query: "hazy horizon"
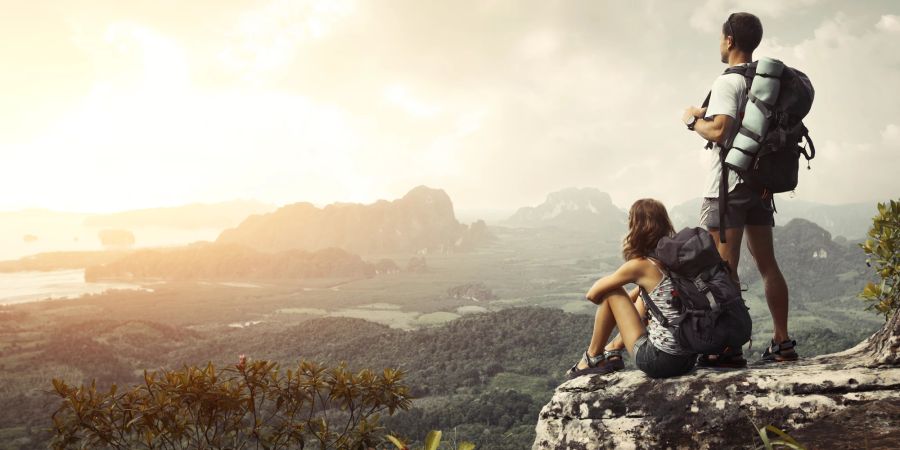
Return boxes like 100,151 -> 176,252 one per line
2,0 -> 898,215
0,185 -> 888,218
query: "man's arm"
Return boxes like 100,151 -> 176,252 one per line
694,114 -> 734,144
683,74 -> 742,145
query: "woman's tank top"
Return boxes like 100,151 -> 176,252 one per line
645,259 -> 694,356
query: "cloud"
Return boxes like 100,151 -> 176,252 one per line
218,0 -> 357,83
883,124 -> 900,146
689,0 -> 819,33
876,14 -> 900,32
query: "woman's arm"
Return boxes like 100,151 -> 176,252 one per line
585,259 -> 643,304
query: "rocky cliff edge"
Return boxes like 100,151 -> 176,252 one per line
534,311 -> 900,449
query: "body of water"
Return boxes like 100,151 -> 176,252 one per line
0,269 -> 145,305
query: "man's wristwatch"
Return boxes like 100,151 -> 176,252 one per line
686,115 -> 698,131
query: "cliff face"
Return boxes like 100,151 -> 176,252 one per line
533,311 -> 900,449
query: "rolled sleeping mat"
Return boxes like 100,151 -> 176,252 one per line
741,100 -> 770,137
756,57 -> 784,77
750,75 -> 781,104
723,57 -> 785,171
725,132 -> 759,170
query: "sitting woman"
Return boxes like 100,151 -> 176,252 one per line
568,198 -> 697,379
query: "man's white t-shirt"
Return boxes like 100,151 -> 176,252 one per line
701,63 -> 749,198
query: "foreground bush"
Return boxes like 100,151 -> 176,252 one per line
50,358 -> 412,449
860,199 -> 900,319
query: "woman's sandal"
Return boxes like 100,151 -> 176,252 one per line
566,349 -> 626,379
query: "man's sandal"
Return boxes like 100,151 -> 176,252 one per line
566,349 -> 625,379
697,346 -> 748,369
760,339 -> 799,362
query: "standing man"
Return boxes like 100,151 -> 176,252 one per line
681,12 -> 797,363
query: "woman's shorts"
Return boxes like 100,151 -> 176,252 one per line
634,334 -> 697,378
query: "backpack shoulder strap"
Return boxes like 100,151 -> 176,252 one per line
714,63 -> 756,236
639,257 -> 672,326
723,62 -> 757,80
702,64 -> 754,149
646,257 -> 668,276
638,287 -> 669,327
719,151 -> 729,243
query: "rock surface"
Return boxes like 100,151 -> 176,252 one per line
534,311 -> 900,449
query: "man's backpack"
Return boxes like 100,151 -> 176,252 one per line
702,60 -> 816,242
639,227 -> 752,355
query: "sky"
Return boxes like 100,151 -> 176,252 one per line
1,0 -> 898,214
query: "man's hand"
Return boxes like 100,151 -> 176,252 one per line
682,106 -> 707,125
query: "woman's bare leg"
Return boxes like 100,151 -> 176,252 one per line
602,287 -> 645,352
585,296 -> 618,360
603,288 -> 647,355
579,287 -> 647,369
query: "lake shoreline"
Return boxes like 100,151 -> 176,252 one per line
0,269 -> 147,306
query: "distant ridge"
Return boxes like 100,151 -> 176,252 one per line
504,187 -> 626,234
669,197 -> 875,239
216,186 -> 490,255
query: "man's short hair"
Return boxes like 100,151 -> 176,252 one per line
723,12 -> 763,53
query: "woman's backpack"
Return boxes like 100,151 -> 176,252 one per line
639,227 -> 752,355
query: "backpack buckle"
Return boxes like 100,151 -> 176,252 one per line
693,276 -> 720,311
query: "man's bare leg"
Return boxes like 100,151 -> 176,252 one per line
703,226 -> 747,363
745,224 -> 790,343
708,227 -> 745,284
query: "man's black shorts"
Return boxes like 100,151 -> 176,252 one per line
699,183 -> 775,229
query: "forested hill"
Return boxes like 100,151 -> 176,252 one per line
7,303 -> 882,449
170,307 -> 591,397
739,218 -> 867,299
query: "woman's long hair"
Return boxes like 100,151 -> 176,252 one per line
622,199 -> 675,261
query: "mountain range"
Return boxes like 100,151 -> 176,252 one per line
669,197 -> 876,239
503,187 -> 626,234
503,187 -> 876,240
216,186 -> 491,255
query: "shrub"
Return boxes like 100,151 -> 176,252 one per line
50,358 -> 412,449
859,200 -> 900,319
